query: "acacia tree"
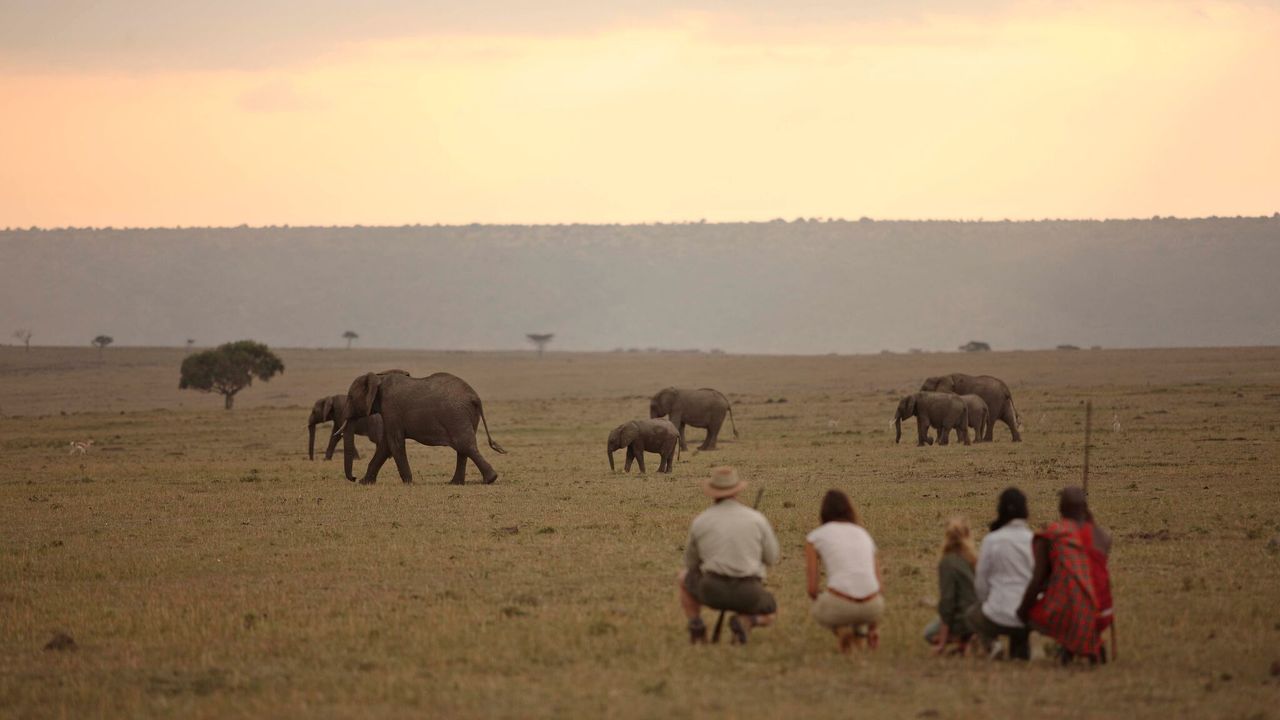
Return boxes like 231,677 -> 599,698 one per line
342,330 -> 358,349
92,335 -> 114,359
526,333 -> 554,357
179,340 -> 285,409
13,329 -> 33,351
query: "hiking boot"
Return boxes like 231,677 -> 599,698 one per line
688,618 -> 707,645
729,615 -> 749,645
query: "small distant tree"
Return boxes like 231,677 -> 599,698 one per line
13,329 -> 33,351
92,335 -> 114,358
179,340 -> 285,409
342,330 -> 359,349
959,340 -> 991,352
526,333 -> 554,357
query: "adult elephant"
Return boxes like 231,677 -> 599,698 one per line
608,418 -> 680,473
893,392 -> 970,447
921,373 -> 1021,442
307,394 -> 381,460
649,387 -> 738,452
333,371 -> 506,485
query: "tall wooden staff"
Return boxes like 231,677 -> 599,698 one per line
1082,400 -> 1117,660
1083,400 -> 1092,494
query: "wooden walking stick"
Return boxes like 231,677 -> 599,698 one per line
1083,399 -> 1092,495
711,487 -> 765,643
1083,400 -> 1118,660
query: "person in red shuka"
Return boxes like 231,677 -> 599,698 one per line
1017,486 -> 1113,664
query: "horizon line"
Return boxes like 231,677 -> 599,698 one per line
4,214 -> 1279,233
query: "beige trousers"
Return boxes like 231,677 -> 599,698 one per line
811,591 -> 885,630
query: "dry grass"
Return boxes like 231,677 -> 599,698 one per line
2,346 -> 1279,719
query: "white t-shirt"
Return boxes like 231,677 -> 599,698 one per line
806,521 -> 879,598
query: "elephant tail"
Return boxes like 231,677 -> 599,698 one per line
711,390 -> 740,439
1007,392 -> 1021,430
477,401 -> 507,454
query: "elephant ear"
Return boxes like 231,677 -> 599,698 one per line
905,395 -> 917,416
322,397 -> 335,422
347,372 -> 382,418
620,422 -> 640,447
607,425 -> 624,451
362,373 -> 383,417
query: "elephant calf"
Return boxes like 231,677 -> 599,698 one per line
608,419 -> 680,474
893,392 -> 970,447
959,394 -> 990,444
308,394 -> 380,461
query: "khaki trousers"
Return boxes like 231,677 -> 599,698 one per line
811,591 -> 885,630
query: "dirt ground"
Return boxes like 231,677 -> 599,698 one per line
2,346 -> 1278,718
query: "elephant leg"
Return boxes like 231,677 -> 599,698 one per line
360,442 -> 392,484
324,431 -> 341,461
916,418 -> 929,447
1002,404 -> 1022,442
702,414 -> 723,451
464,441 -> 499,484
959,423 -> 970,446
450,451 -> 467,485
985,405 -> 997,442
633,442 -> 646,474
670,415 -> 691,448
937,423 -> 950,446
390,441 -> 413,484
624,447 -> 634,472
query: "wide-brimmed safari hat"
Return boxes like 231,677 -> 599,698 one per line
703,466 -> 747,499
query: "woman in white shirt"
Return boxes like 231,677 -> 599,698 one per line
971,487 -> 1035,659
805,489 -> 884,653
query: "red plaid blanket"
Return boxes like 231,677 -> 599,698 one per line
1029,519 -> 1101,655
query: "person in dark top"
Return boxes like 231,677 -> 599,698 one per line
923,517 -> 978,655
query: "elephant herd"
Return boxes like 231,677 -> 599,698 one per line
893,373 -> 1022,447
306,370 -> 1019,484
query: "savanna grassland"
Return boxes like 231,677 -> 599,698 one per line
2,346 -> 1279,719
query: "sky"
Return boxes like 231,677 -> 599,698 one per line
1,0 -> 1278,227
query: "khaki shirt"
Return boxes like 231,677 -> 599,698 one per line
684,499 -> 781,579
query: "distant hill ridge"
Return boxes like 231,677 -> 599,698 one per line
3,217 -> 1277,353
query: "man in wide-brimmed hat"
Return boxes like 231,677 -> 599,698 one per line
677,466 -> 780,644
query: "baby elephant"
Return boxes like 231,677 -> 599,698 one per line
608,418 -> 680,473
959,394 -> 990,444
893,392 -> 970,447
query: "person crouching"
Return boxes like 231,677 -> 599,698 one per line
678,467 -> 780,644
805,490 -> 885,653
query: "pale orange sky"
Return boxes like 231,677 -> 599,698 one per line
1,0 -> 1277,226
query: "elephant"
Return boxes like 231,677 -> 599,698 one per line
920,373 -> 1021,442
333,371 -> 506,485
608,418 -> 680,473
959,394 -> 990,444
649,387 -> 738,452
893,391 -> 970,447
307,394 -> 380,461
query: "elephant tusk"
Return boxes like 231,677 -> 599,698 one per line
331,421 -> 348,439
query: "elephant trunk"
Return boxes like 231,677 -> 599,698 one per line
608,447 -> 616,472
894,415 -> 902,444
308,423 -> 317,460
